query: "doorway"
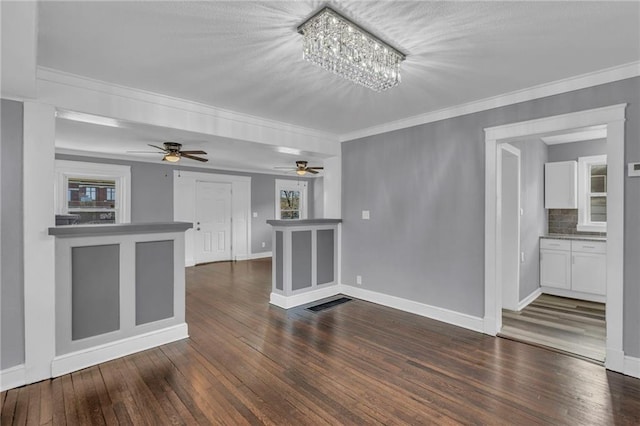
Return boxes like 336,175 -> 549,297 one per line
483,104 -> 626,373
195,181 -> 232,264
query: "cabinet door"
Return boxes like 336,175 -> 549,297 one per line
572,252 -> 606,295
544,161 -> 577,208
540,249 -> 571,289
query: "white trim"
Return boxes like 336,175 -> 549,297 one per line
341,285 -> 484,333
576,154 -> 607,232
624,356 -> 640,379
0,365 -> 26,392
54,159 -> 131,223
340,61 -> 640,142
249,251 -> 272,260
269,285 -> 341,309
541,287 -> 606,304
498,143 -> 521,311
484,104 -> 626,373
38,67 -> 340,154
23,102 -> 57,384
51,323 -> 188,378
517,288 -> 542,312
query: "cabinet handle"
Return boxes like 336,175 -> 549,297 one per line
582,245 -> 596,249
550,243 -> 560,246
572,255 -> 575,265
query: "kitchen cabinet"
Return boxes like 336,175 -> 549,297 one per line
544,161 -> 577,209
540,239 -> 571,289
540,238 -> 606,302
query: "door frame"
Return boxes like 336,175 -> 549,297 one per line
497,143 -> 521,311
194,180 -> 232,264
173,170 -> 251,266
484,104 -> 627,373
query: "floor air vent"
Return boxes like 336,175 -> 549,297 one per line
306,297 -> 352,312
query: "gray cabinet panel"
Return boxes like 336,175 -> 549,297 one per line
136,240 -> 174,325
317,229 -> 334,285
291,231 -> 312,291
72,244 -> 120,340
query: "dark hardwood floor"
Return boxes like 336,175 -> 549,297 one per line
2,259 -> 640,424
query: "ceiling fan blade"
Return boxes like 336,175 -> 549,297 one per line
148,144 -> 167,152
181,153 -> 208,162
180,150 -> 207,155
308,166 -> 324,170
306,168 -> 319,174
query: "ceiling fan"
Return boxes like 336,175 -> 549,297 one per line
132,142 -> 208,163
275,160 -> 323,176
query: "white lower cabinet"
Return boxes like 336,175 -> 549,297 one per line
540,238 -> 606,301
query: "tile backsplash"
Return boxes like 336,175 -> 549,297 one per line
547,209 -> 606,236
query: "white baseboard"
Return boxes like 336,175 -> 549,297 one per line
340,285 -> 484,333
51,323 -> 189,377
270,285 -> 341,309
517,288 -> 542,311
606,348 -> 625,373
624,355 -> 640,379
541,287 -> 606,303
249,251 -> 272,260
0,364 -> 26,391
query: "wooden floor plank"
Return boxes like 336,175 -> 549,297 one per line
2,259 -> 639,424
501,294 -> 606,362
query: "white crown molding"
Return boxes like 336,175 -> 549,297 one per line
37,66 -> 339,145
340,61 -> 640,142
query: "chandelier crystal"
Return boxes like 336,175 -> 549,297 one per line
297,7 -> 405,92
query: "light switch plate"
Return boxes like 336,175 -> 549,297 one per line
252,212 -> 258,217
629,162 -> 640,177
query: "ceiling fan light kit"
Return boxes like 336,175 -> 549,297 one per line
297,6 -> 405,92
145,142 -> 208,163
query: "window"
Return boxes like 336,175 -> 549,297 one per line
275,179 -> 307,220
577,155 -> 606,232
55,160 -> 131,224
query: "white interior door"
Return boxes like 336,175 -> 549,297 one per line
499,144 -> 521,311
195,181 -> 232,263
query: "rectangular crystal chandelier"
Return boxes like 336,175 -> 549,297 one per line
297,7 -> 406,92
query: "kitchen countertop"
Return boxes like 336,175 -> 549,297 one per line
541,234 -> 606,242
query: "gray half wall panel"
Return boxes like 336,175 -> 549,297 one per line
136,240 -> 174,325
291,230 -> 312,291
71,244 -> 120,340
317,229 -> 335,284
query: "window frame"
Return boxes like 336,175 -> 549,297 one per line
275,179 -> 308,220
577,154 -> 607,232
55,160 -> 131,224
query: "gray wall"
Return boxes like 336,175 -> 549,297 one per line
509,140 -> 548,303
341,77 -> 640,357
1,99 -> 25,369
56,154 -> 315,255
548,138 -> 607,162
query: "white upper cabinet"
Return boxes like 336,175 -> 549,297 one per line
544,161 -> 577,208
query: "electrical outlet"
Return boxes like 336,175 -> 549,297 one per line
356,275 -> 362,285
362,210 -> 370,220
261,242 -> 266,248
252,212 -> 258,218
521,252 -> 525,263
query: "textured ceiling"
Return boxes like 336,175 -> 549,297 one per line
38,1 -> 640,136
